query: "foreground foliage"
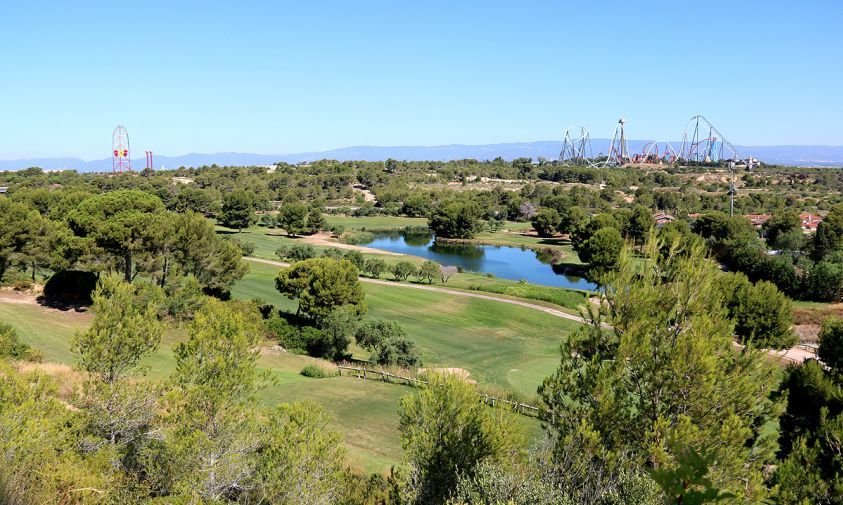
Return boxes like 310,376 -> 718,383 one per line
774,317 -> 843,503
540,237 -> 782,502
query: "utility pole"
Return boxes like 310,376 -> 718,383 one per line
728,161 -> 736,217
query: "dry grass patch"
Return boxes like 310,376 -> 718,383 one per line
14,361 -> 83,401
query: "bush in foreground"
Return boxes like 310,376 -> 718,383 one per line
300,363 -> 338,378
0,323 -> 42,362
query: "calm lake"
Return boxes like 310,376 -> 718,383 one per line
363,231 -> 598,291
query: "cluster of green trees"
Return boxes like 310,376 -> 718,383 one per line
391,239 -> 818,504
4,159 -> 842,229
276,245 -> 456,285
270,257 -> 423,366
272,203 -> 327,236
0,189 -> 247,296
689,206 -> 843,303
563,210 -> 796,349
774,318 -> 843,502
3,161 -> 840,260
428,200 -> 486,239
0,322 -> 41,361
536,240 -> 782,503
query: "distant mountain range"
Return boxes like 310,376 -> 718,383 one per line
2,141 -> 842,172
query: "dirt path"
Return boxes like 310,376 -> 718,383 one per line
245,256 -> 817,365
351,184 -> 377,203
766,346 -> 817,364
0,289 -> 91,321
0,291 -> 40,305
290,232 -> 405,256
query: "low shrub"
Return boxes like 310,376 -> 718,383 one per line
339,230 -> 375,245
371,337 -> 422,367
0,323 -> 41,362
276,244 -> 316,262
300,362 -> 339,378
265,314 -> 347,359
265,316 -> 309,353
251,297 -> 272,319
321,249 -> 345,261
225,236 -> 256,256
11,279 -> 33,292
301,364 -> 325,378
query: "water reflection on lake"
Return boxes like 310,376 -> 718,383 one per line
363,231 -> 597,291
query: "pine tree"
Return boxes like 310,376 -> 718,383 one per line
540,236 -> 782,501
155,299 -> 265,500
72,275 -> 165,451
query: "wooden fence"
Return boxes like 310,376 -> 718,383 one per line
796,343 -> 819,352
337,365 -> 541,418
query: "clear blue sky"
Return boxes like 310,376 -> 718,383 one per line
1,0 -> 841,159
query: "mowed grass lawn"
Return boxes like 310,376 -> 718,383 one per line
235,261 -> 579,395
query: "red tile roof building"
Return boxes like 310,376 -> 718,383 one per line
801,213 -> 822,232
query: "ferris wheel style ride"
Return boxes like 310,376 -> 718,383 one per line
678,115 -> 743,164
112,125 -> 131,173
558,126 -> 596,167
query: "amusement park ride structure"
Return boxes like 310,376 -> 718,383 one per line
605,117 -> 630,167
678,115 -> 743,164
112,125 -> 156,173
558,115 -> 748,168
112,126 -> 131,173
558,126 -> 594,167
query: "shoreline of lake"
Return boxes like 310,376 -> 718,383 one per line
434,237 -> 570,265
360,231 -> 598,291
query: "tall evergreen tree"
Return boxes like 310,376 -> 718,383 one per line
154,299 -> 264,500
540,237 -> 782,502
72,275 -> 165,460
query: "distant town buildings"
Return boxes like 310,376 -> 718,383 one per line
683,211 -> 822,234
745,214 -> 772,228
801,213 -> 822,232
653,211 -> 675,227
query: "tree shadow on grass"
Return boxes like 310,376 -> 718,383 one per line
37,270 -> 96,312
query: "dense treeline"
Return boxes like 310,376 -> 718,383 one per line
686,206 -> 843,304
3,160 -> 842,224
0,188 -> 247,297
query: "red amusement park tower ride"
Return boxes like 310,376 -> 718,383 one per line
112,125 -> 131,173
